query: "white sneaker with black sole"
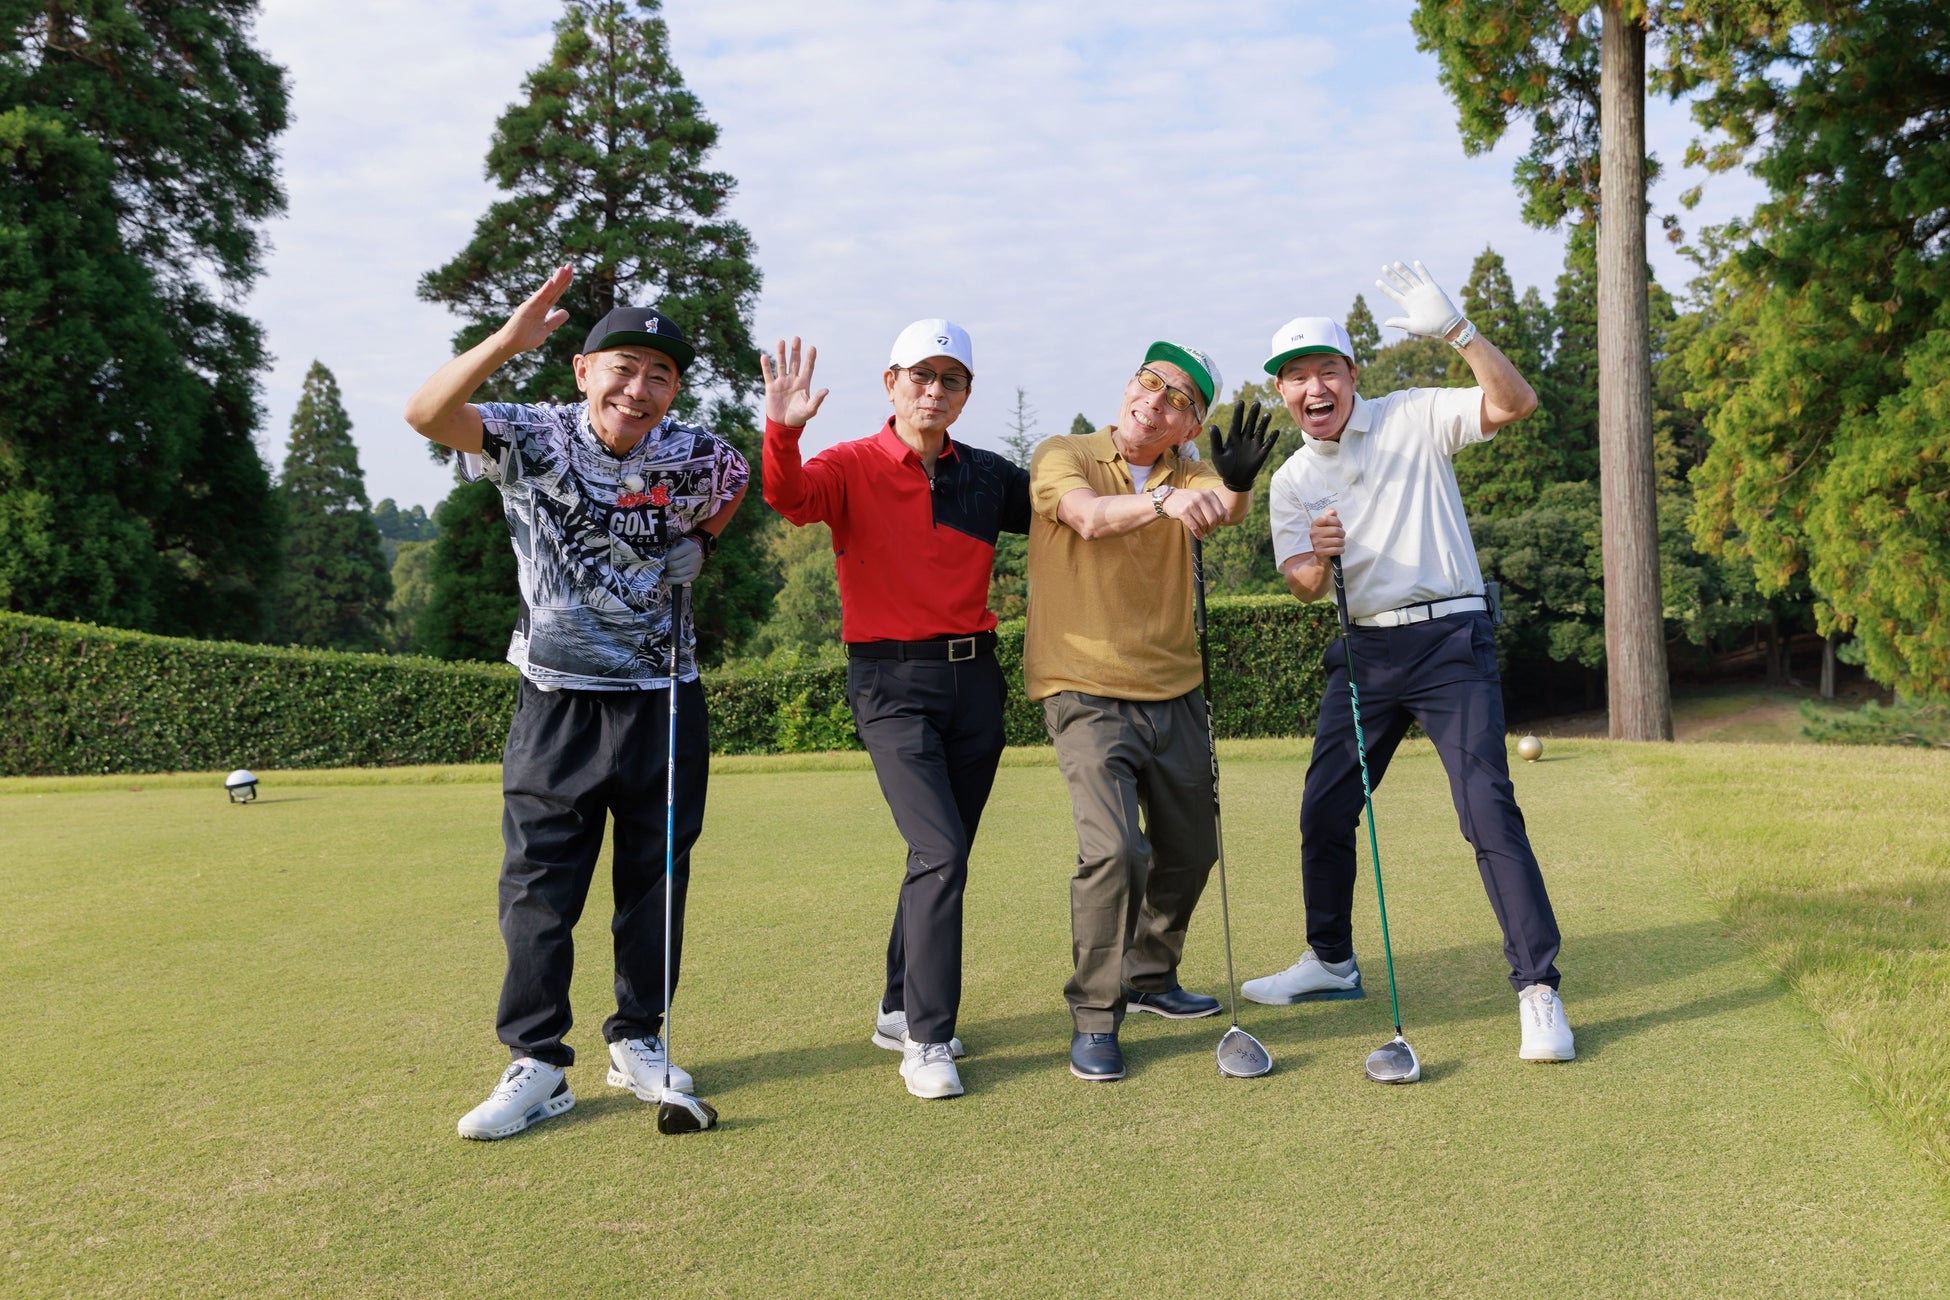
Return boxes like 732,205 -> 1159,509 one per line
1241,951 -> 1363,1004
1518,984 -> 1576,1061
872,1006 -> 965,1057
457,1058 -> 575,1140
899,1036 -> 964,1099
606,1035 -> 695,1097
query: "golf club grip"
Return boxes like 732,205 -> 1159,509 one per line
1330,555 -> 1351,636
1191,537 -> 1208,638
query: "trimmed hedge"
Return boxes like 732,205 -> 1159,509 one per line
0,613 -> 519,775
0,601 -> 1338,775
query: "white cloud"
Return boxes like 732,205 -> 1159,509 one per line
246,0 -> 1770,509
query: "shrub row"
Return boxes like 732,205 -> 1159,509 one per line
0,600 -> 1338,775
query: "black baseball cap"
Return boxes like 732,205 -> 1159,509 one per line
581,305 -> 696,371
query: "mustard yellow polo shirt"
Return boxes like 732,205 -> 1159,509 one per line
1023,428 -> 1225,702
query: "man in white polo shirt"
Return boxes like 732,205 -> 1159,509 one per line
1243,259 -> 1574,1063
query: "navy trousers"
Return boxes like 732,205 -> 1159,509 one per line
1300,612 -> 1562,991
846,652 -> 1008,1046
495,676 -> 710,1066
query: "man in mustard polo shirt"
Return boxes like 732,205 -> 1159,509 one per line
1025,342 -> 1274,1082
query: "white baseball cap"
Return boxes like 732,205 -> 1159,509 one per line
888,318 -> 974,374
1264,317 -> 1355,375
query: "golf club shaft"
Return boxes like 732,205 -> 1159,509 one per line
1191,538 -> 1241,1030
662,582 -> 684,1091
1329,556 -> 1404,1037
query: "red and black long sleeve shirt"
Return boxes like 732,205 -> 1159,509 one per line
763,417 -> 1032,644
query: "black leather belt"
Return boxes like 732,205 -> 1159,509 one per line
846,632 -> 997,662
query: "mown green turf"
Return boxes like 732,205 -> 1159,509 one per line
2,742 -> 1945,1297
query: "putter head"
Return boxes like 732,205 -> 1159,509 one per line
1364,1034 -> 1421,1085
655,1088 -> 718,1134
1216,1026 -> 1273,1078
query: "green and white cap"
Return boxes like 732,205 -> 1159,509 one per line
1142,341 -> 1222,413
1264,316 -> 1354,375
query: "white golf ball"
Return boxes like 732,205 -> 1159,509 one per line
1516,735 -> 1543,763
624,474 -> 645,493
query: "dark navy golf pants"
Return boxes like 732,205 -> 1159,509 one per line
495,676 -> 709,1067
1300,611 -> 1562,991
847,651 -> 1008,1046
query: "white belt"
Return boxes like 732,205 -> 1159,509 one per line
1353,596 -> 1488,628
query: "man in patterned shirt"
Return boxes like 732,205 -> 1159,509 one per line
405,265 -> 750,1139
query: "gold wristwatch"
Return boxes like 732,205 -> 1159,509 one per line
1149,484 -> 1174,517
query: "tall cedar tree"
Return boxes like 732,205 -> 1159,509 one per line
416,477 -> 522,662
278,363 -> 391,651
416,0 -> 770,660
1684,0 -> 1950,700
0,1 -> 288,640
417,0 -> 759,404
1345,293 -> 1381,367
1407,1 -> 1799,738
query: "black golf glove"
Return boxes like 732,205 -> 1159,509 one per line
1207,400 -> 1276,493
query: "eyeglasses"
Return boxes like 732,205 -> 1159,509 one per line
893,365 -> 971,393
1134,366 -> 1203,416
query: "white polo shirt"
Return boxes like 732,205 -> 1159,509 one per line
1268,386 -> 1490,622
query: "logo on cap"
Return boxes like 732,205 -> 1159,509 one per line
934,334 -> 951,348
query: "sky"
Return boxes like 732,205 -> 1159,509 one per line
246,0 -> 1767,514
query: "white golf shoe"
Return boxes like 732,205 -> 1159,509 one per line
1241,951 -> 1363,1004
899,1036 -> 964,1099
606,1035 -> 696,1097
1518,984 -> 1576,1061
456,1058 -> 575,1140
872,1006 -> 965,1058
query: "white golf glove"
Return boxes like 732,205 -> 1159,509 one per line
1376,260 -> 1464,339
664,535 -> 704,586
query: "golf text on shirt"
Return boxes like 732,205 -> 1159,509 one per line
462,401 -> 749,689
1267,387 -> 1489,623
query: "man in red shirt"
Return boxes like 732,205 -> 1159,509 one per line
761,321 -> 1030,1100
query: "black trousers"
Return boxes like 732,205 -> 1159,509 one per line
1301,612 -> 1563,991
846,653 -> 1008,1045
495,676 -> 710,1067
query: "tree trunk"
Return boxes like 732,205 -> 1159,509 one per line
1821,629 -> 1838,700
1597,7 -> 1673,741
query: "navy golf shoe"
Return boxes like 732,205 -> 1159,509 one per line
1070,1031 -> 1126,1082
1122,983 -> 1222,1019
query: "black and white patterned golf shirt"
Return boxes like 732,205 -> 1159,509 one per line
463,401 -> 749,690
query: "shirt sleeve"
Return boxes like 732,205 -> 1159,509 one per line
1001,458 -> 1033,535
762,418 -> 848,526
1181,455 -> 1224,491
473,402 -> 541,486
712,437 -> 751,509
1029,437 -> 1094,520
1268,463 -> 1312,567
1418,386 -> 1490,457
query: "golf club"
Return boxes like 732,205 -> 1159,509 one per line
1329,555 -> 1421,1086
1191,537 -> 1273,1079
657,581 -> 718,1134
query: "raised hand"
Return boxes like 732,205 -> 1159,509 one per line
1207,400 -> 1276,492
499,264 -> 574,354
759,337 -> 829,429
1375,259 -> 1464,339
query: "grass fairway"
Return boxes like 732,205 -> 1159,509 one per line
3,742 -> 1946,1296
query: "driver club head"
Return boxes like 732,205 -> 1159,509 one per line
655,1088 -> 719,1134
1364,1034 -> 1421,1085
1216,1026 -> 1273,1078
